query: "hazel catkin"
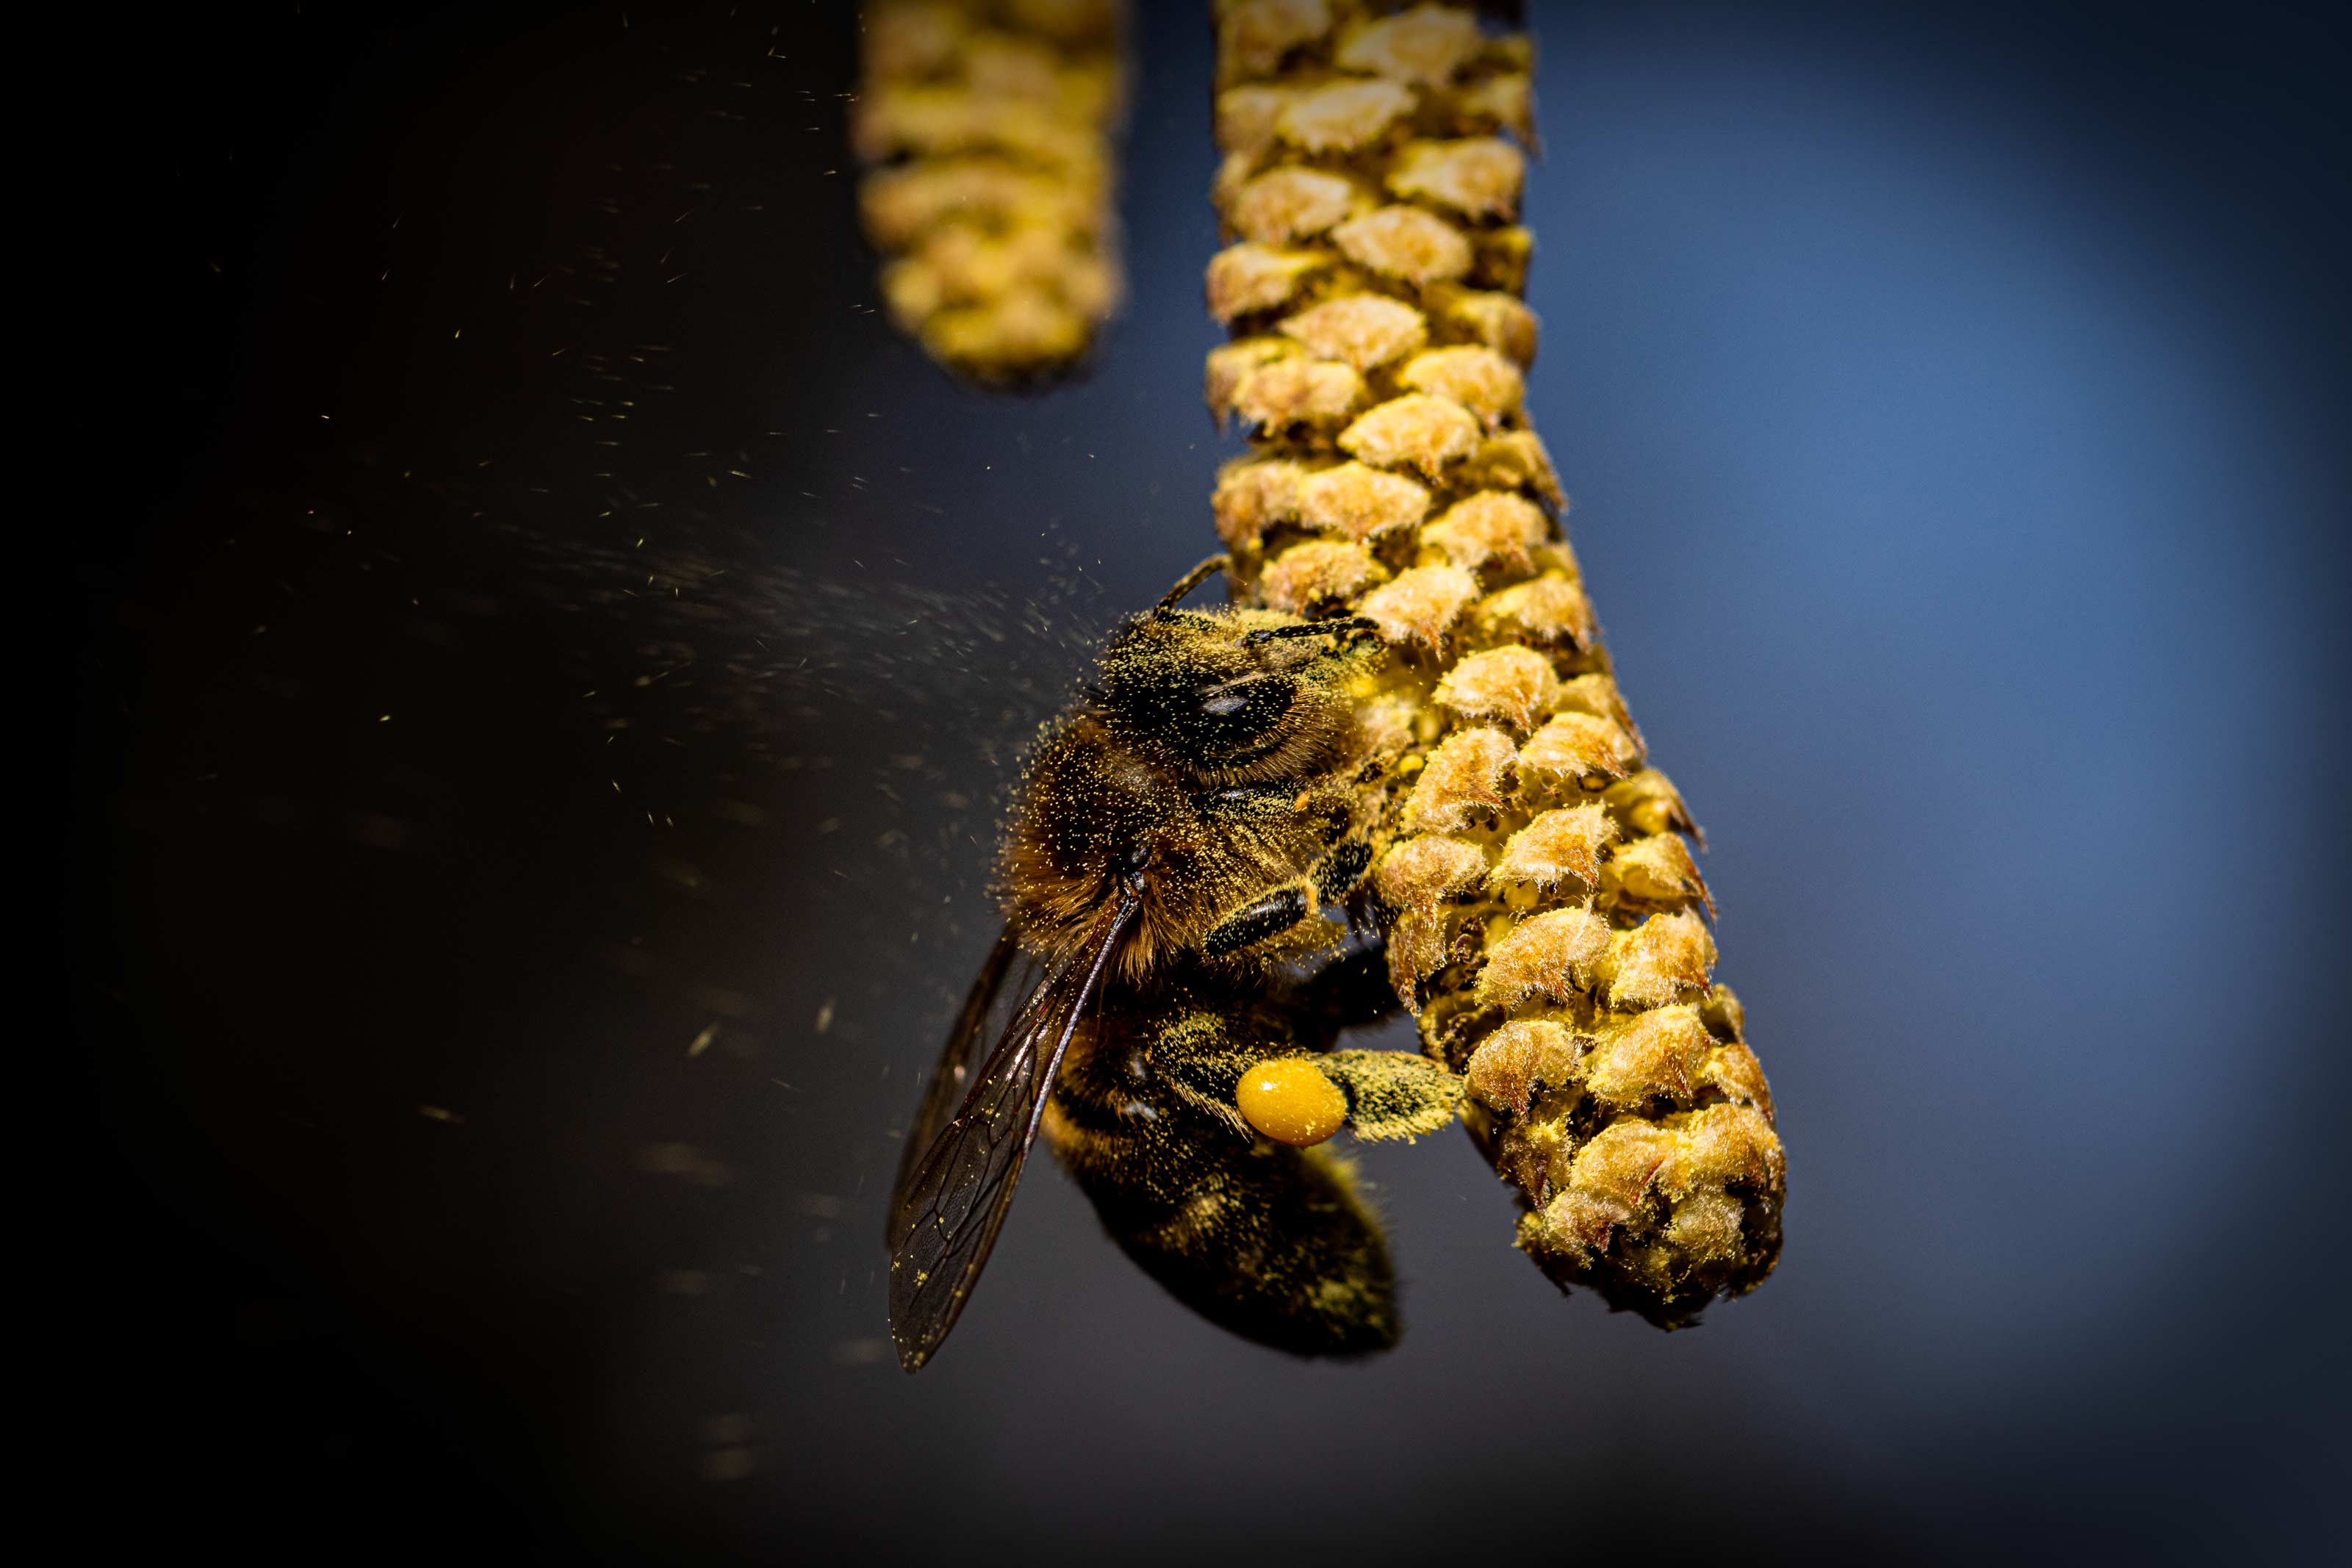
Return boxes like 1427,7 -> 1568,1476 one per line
1205,0 -> 1784,1327
854,0 -> 1127,382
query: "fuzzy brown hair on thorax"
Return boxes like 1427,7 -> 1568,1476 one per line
998,604 -> 1383,988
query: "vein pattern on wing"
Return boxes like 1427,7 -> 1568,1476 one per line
886,890 -> 1140,1370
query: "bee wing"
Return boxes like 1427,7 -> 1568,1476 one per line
886,891 -> 1141,1373
887,925 -> 1036,1248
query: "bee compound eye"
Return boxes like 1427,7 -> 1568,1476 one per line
1234,1059 -> 1348,1147
1198,690 -> 1250,719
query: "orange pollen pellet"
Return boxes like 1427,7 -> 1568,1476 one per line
1235,1058 -> 1348,1146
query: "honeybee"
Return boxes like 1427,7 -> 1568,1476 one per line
886,558 -> 1461,1372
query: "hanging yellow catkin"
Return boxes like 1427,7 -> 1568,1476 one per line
1204,0 -> 1785,1326
852,0 -> 1127,382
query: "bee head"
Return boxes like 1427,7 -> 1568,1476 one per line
1096,607 -> 1375,781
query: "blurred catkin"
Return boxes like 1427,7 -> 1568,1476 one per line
1203,0 -> 1784,1325
852,0 -> 1127,382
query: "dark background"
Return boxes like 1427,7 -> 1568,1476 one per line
62,1 -> 2348,1561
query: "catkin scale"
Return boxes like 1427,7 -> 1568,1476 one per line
1204,0 -> 1785,1326
853,0 -> 1127,382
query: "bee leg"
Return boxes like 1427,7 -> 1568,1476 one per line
1310,836 -> 1373,903
1140,1015 -> 1278,1134
1054,1003 -> 1400,1356
1201,827 -> 1381,958
1143,1009 -> 1459,1148
1317,1051 -> 1464,1142
1203,881 -> 1316,956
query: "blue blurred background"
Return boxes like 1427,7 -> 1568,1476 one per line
66,1 -> 2348,1561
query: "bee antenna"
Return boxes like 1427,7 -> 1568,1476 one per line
1153,555 -> 1231,616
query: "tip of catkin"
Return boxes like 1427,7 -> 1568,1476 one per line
1459,986 -> 1783,1325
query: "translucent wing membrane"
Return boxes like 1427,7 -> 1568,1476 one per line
887,927 -> 1035,1251
887,892 -> 1142,1373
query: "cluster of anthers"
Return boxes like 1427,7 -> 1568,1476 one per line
1204,0 -> 1785,1323
852,0 -> 1126,381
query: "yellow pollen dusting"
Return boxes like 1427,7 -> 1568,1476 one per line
1388,136 -> 1525,220
1262,539 -> 1389,615
1206,242 -> 1328,320
1229,165 -> 1361,244
1235,357 -> 1367,430
1331,204 -> 1474,285
1398,345 -> 1525,428
1439,288 -> 1539,364
1359,562 -> 1478,647
1338,392 -> 1482,477
1208,337 -> 1298,411
1218,0 -> 1334,82
1334,2 -> 1481,87
1275,77 -> 1416,152
1298,460 -> 1430,542
1279,292 -> 1428,370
